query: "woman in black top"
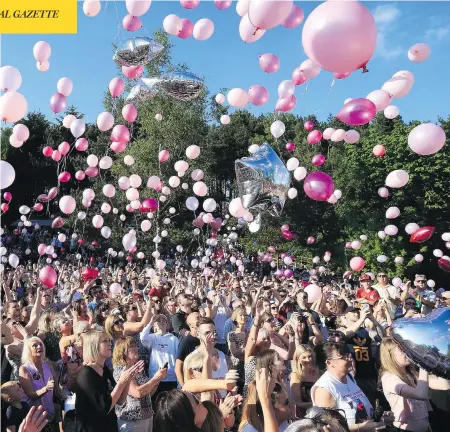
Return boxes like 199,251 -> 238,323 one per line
75,330 -> 143,432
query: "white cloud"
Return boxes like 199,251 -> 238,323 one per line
373,5 -> 402,27
425,26 -> 450,42
372,4 -> 403,60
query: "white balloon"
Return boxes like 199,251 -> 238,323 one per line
394,256 -> 404,264
270,120 -> 285,139
99,156 -> 113,169
101,226 -> 112,239
378,231 -> 386,240
77,211 -> 86,220
141,220 -> 151,232
377,255 -> 388,263
385,170 -> 409,188
248,144 -> 260,154
86,154 -> 98,167
384,225 -> 398,236
92,215 -> 104,228
286,157 -> 299,171
415,254 -> 424,262
287,188 -> 298,199
19,205 -> 31,215
129,174 -> 142,188
427,279 -> 435,288
386,206 -> 400,219
203,198 -> 217,212
8,254 -> 19,268
124,155 -> 135,166
186,196 -> 199,211
294,167 -> 307,181
405,223 -> 420,234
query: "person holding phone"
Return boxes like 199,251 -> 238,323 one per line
139,314 -> 179,403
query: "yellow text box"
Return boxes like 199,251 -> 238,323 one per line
0,0 -> 77,34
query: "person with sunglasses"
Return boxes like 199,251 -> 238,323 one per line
312,342 -> 384,431
373,273 -> 401,319
400,275 -> 436,315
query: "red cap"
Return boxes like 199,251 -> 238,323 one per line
359,273 -> 372,282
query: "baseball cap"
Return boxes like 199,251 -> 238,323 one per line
359,273 -> 372,282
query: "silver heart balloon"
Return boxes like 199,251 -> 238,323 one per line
235,143 -> 291,218
392,307 -> 450,379
113,37 -> 164,67
159,71 -> 204,101
127,78 -> 160,103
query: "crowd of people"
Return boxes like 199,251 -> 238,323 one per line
1,256 -> 449,432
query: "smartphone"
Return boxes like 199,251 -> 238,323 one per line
163,362 -> 169,369
95,278 -> 102,286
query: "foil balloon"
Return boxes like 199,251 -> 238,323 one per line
113,37 -> 164,67
159,71 -> 204,101
235,143 -> 291,218
127,78 -> 160,103
81,266 -> 99,281
51,216 -> 64,228
337,98 -> 377,126
437,258 -> 450,272
410,226 -> 435,243
392,308 -> 450,379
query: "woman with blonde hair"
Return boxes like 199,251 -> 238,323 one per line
290,344 -> 321,417
75,330 -> 144,432
379,337 -> 432,432
19,336 -> 66,428
112,336 -> 167,432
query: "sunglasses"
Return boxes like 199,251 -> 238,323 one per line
327,352 -> 352,361
129,306 -> 138,311
153,299 -> 162,304
416,280 -> 426,283
377,274 -> 387,278
405,301 -> 416,306
113,319 -> 124,326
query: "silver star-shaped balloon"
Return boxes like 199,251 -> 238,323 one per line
113,37 -> 164,67
235,143 -> 291,220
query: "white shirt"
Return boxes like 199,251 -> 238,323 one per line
194,348 -> 228,397
373,284 -> 400,318
140,325 -> 179,382
312,370 -> 373,425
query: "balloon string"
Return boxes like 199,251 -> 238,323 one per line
111,0 -> 123,44
313,77 -> 335,116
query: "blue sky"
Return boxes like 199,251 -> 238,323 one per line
1,1 -> 450,124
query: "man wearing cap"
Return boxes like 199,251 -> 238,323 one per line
356,274 -> 380,306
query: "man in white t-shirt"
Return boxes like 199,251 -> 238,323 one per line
140,314 -> 179,402
206,289 -> 231,355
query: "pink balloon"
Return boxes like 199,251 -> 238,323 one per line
382,75 -> 413,99
180,0 -> 199,9
111,125 -> 130,142
140,198 -> 159,212
291,67 -> 307,86
307,236 -> 315,245
334,72 -> 351,80
285,142 -> 296,152
366,90 -> 392,112
85,167 -> 98,178
110,141 -> 127,153
38,244 -> 47,255
3,192 -> 12,201
178,19 -> 194,39
52,150 -> 62,162
239,14 -> 266,43
302,1 -> 377,73
49,93 -> 66,114
282,5 -> 304,28
38,194 -> 50,203
323,128 -> 335,140
304,120 -> 314,131
312,154 -> 326,166
122,14 -> 142,31
337,98 -> 376,126
12,124 -> 29,141
1,203 -> 9,212
163,14 -> 182,36
275,95 -> 296,112
331,129 -> 345,142
9,135 -> 23,148
304,171 -> 334,201
384,105 -> 399,120
33,203 -> 43,211
344,130 -> 360,144
75,138 -> 89,152
373,145 -> 386,157
350,257 -> 365,272
122,104 -> 137,123
43,146 -> 53,157
193,18 -> 214,41
408,43 -> 430,63
307,130 -> 322,145
33,41 -> 51,63
214,0 -> 232,10
259,53 -> 280,73
97,112 -> 114,131
39,265 -> 57,288
408,123 -> 446,156
58,171 -> 71,182
125,0 -> 151,16
159,149 -> 170,162
0,91 -> 28,122
122,65 -> 144,79
75,171 -> 86,180
58,141 -> 70,155
227,88 -> 249,107
248,85 -> 269,106
248,0 -> 293,30
109,77 -> 125,98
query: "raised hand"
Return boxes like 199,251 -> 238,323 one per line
19,405 -> 48,432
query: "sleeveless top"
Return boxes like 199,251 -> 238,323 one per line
22,362 -> 55,416
311,370 -> 373,425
